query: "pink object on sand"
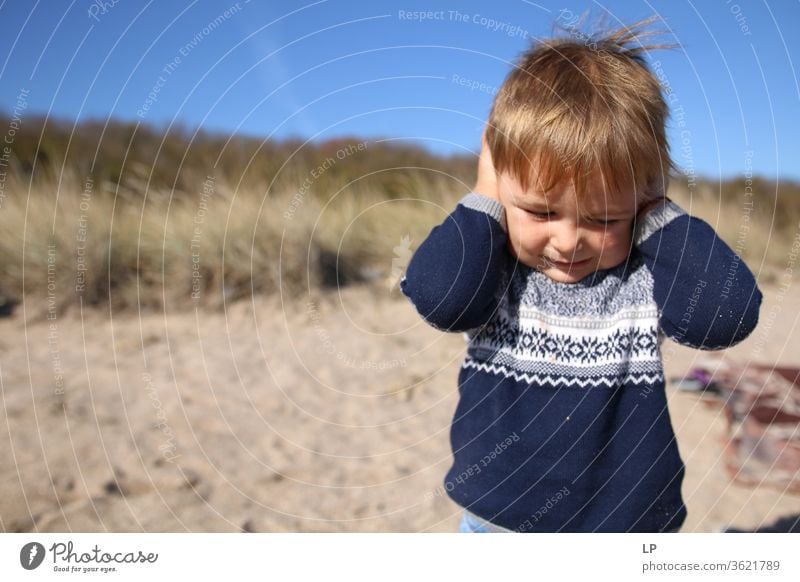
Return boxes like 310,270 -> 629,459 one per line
676,356 -> 800,494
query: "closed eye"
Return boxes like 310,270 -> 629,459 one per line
588,218 -> 621,225
525,209 -> 621,225
525,210 -> 553,219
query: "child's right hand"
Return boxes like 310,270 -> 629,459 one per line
474,126 -> 500,202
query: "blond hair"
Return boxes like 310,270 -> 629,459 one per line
486,15 -> 678,206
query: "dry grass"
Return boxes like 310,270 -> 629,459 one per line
1,163 -> 797,319
0,168 -> 460,318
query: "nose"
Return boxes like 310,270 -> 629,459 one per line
547,221 -> 585,258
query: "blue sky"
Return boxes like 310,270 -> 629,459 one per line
1,0 -> 798,181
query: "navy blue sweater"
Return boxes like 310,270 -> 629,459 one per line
400,192 -> 762,532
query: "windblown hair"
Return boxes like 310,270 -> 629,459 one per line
485,15 -> 679,206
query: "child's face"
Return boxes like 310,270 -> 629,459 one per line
498,170 -> 639,284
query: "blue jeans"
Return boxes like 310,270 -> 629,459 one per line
458,510 -> 512,533
459,510 -> 492,532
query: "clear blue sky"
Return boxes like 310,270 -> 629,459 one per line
1,0 -> 798,181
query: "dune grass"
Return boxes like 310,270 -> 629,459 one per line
0,166 -> 461,317
1,156 -> 797,319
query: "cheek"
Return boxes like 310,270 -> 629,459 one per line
518,225 -> 550,252
507,212 -> 546,248
594,224 -> 633,254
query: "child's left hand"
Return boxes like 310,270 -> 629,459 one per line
635,196 -> 669,220
635,177 -> 670,220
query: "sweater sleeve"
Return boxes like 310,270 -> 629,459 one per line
399,192 -> 509,332
633,199 -> 763,350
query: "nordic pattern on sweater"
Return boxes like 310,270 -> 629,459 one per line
463,252 -> 663,389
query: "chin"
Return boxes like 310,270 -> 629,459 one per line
541,267 -> 593,284
515,257 -> 593,283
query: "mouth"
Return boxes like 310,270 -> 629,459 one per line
542,256 -> 593,270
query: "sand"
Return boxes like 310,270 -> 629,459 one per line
1,281 -> 798,533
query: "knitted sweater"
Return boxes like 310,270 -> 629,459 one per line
400,192 -> 763,532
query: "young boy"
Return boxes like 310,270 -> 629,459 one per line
400,18 -> 763,533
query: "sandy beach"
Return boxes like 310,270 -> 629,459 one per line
1,280 -> 798,533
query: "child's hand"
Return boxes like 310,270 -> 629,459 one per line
474,126 -> 500,202
635,176 -> 671,220
635,195 -> 669,221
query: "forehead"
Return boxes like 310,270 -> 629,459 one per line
504,172 -> 636,214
